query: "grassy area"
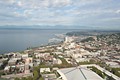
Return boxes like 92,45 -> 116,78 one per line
88,66 -> 116,80
87,66 -> 105,79
111,68 -> 120,77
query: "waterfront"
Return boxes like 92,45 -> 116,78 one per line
0,29 -> 60,54
0,29 -> 81,54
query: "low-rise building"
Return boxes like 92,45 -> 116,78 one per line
40,68 -> 50,73
106,61 -> 120,68
42,73 -> 57,80
53,58 -> 62,64
75,58 -> 90,63
53,52 -> 63,55
4,66 -> 10,72
35,53 -> 50,58
33,59 -> 41,66
22,54 -> 28,59
8,58 -> 18,66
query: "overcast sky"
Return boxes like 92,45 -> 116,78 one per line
0,0 -> 120,29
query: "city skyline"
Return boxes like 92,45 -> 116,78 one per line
0,0 -> 120,30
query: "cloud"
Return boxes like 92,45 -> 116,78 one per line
116,10 -> 120,14
0,0 -> 120,29
101,17 -> 120,22
14,0 -> 72,9
52,0 -> 72,7
71,0 -> 102,7
0,0 -> 15,4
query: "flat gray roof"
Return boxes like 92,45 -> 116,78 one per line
57,67 -> 104,80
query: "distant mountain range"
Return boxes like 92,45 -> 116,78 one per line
0,25 -> 120,31
0,25 -> 90,29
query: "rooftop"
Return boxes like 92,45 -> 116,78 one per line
57,67 -> 104,80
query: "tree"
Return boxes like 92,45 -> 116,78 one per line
21,77 -> 27,80
27,76 -> 33,80
14,77 -> 20,80
33,70 -> 39,80
39,77 -> 44,80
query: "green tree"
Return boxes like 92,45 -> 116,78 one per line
14,77 -> 20,80
27,76 -> 33,80
39,77 -> 44,80
21,77 -> 27,80
33,70 -> 39,80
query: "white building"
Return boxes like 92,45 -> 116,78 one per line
75,58 -> 90,63
71,53 -> 82,59
53,58 -> 62,64
35,53 -> 50,58
80,48 -> 91,56
40,68 -> 50,73
68,42 -> 76,49
64,37 -> 73,43
22,54 -> 28,59
4,66 -> 10,71
8,58 -> 18,66
106,61 -> 120,68
53,52 -> 63,55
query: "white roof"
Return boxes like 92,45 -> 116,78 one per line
75,58 -> 90,63
57,67 -> 104,80
22,54 -> 28,58
106,61 -> 119,66
8,58 -> 18,63
4,66 -> 10,70
0,63 -> 3,66
40,68 -> 50,73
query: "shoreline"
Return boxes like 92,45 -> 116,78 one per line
0,34 -> 65,55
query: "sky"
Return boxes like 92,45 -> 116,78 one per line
0,0 -> 120,29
